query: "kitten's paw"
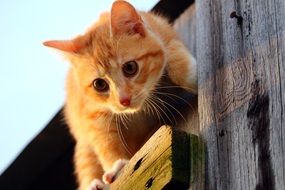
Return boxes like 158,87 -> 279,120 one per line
102,172 -> 115,184
103,159 -> 129,184
87,179 -> 108,190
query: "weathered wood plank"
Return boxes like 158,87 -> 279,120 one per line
110,125 -> 204,190
196,0 -> 285,189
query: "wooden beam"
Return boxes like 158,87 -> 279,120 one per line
110,125 -> 204,190
196,0 -> 285,189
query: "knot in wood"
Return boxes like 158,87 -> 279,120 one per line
133,157 -> 143,172
145,177 -> 154,188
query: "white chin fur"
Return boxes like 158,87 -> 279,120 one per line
112,105 -> 140,114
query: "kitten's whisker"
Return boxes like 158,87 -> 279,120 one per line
152,90 -> 177,103
122,114 -> 129,130
118,127 -> 132,156
155,96 -> 187,123
135,89 -> 145,97
148,96 -> 171,125
115,115 -> 132,157
152,95 -> 178,125
119,114 -> 128,130
133,90 -> 147,104
141,100 -> 149,113
152,91 -> 195,111
145,98 -> 162,125
144,99 -> 155,116
145,98 -> 163,124
155,85 -> 197,93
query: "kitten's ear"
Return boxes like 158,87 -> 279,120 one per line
111,0 -> 145,37
43,38 -> 83,53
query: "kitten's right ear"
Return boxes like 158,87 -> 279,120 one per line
111,0 -> 145,37
43,39 -> 82,53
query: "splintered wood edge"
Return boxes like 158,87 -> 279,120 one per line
110,125 -> 205,190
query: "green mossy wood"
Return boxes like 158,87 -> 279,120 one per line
110,126 -> 204,190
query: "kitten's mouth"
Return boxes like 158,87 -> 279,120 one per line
116,104 -> 141,114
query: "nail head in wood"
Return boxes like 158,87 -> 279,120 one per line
230,11 -> 243,25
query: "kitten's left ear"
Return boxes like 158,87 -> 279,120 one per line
111,0 -> 145,37
43,37 -> 84,53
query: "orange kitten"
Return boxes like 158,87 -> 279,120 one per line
44,1 -> 197,190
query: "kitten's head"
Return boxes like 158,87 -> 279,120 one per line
44,1 -> 166,114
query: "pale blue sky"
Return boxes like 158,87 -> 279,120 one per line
0,0 -> 158,174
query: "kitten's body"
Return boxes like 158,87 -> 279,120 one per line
44,1 -> 197,190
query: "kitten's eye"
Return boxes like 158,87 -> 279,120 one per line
122,61 -> 138,77
93,78 -> 109,92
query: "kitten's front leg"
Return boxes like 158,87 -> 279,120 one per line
74,143 -> 104,190
91,128 -> 130,185
166,39 -> 197,94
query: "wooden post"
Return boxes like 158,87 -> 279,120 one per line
196,0 -> 285,189
110,126 -> 204,190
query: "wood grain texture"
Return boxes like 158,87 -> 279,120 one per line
110,126 -> 204,190
194,0 -> 285,189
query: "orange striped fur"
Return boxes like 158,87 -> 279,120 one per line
44,1 -> 197,189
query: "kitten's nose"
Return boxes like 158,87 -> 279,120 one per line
120,97 -> 131,107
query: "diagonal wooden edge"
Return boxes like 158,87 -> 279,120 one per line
110,125 -> 205,190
